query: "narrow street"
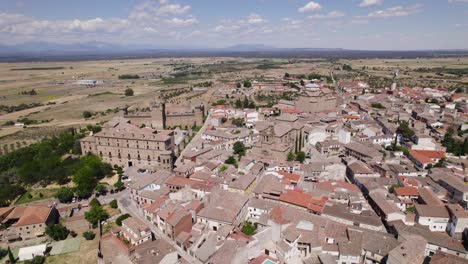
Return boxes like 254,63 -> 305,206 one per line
115,190 -> 199,264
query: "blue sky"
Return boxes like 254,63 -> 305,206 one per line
0,0 -> 467,50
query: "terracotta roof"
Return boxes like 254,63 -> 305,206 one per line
279,190 -> 327,213
277,171 -> 300,182
395,186 -> 419,197
409,150 -> 446,164
12,206 -> 52,226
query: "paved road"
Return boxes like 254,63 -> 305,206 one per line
116,190 -> 200,264
175,113 -> 211,167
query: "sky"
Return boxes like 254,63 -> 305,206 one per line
0,0 -> 467,50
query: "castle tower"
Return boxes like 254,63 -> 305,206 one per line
151,98 -> 166,129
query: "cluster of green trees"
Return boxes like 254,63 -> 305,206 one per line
19,89 -> 37,95
442,127 -> 468,156
73,155 -> 113,198
85,198 -> 109,228
0,127 -> 110,206
343,64 -> 353,71
193,81 -> 213,87
231,118 -> 245,127
397,121 -> 415,140
287,151 -> 306,163
255,91 -> 298,106
234,97 -> 255,109
0,103 -> 43,113
118,74 -> 140,79
211,100 -> 227,106
371,103 -> 386,109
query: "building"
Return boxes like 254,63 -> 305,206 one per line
414,204 -> 449,232
80,117 -> 176,170
438,176 -> 468,208
252,119 -> 305,161
295,88 -> 337,113
446,204 -> 468,239
197,190 -> 248,231
408,149 -> 446,170
2,205 -> 59,241
121,217 -> 152,246
123,99 -> 205,130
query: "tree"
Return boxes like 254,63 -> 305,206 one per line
82,111 -> 92,119
83,231 -> 96,240
124,88 -> 134,96
234,98 -> 242,109
55,187 -> 74,203
397,121 -> 415,140
26,256 -> 45,264
90,198 -> 101,208
109,199 -> 118,209
241,221 -> 256,236
343,64 -> 352,71
225,156 -> 237,165
7,246 -> 15,264
45,223 -> 70,241
232,118 -> 244,127
114,180 -> 124,190
243,80 -> 252,88
233,141 -> 246,157
284,73 -> 290,78
95,184 -> 107,195
300,80 -> 305,86
236,82 -> 241,88
85,204 -> 109,228
287,151 -> 295,161
295,151 -> 306,163
116,213 -> 131,226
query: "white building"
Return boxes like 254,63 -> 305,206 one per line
415,205 -> 449,232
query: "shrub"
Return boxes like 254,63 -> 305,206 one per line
116,214 -> 131,226
124,88 -> 134,96
109,199 -> 118,209
241,221 -> 257,236
70,231 -> 77,237
45,223 -> 70,241
26,255 -> 45,264
82,111 -> 93,118
55,187 -> 74,203
83,231 -> 96,240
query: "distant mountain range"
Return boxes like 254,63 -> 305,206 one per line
0,41 -> 346,54
0,41 -> 466,62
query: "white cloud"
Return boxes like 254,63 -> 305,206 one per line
165,17 -> 198,26
359,0 -> 384,8
365,4 -> 422,18
247,13 -> 266,24
156,4 -> 191,16
308,11 -> 345,19
298,2 -> 322,13
448,0 -> 468,2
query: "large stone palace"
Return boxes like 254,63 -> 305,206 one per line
80,117 -> 176,171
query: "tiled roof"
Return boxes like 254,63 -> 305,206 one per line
395,186 -> 419,197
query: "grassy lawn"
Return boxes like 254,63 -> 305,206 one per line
16,188 -> 59,205
46,237 -> 98,264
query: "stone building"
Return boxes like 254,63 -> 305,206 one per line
123,98 -> 204,130
252,116 -> 305,161
80,117 -> 176,171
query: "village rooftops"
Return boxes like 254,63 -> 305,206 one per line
4,206 -> 53,226
414,204 -> 449,218
96,118 -> 172,142
122,217 -> 150,236
197,190 -> 248,224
